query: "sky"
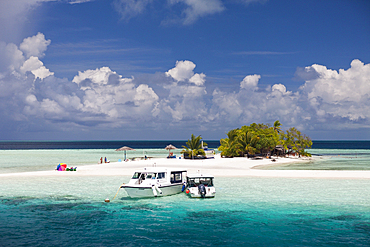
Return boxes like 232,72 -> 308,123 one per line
0,0 -> 369,141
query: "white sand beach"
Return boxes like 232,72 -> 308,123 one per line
2,154 -> 370,179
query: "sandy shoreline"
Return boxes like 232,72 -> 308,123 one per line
1,154 -> 370,179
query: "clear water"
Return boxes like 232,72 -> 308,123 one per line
1,143 -> 370,246
261,148 -> 370,170
0,148 -> 184,174
2,147 -> 370,174
1,176 -> 370,246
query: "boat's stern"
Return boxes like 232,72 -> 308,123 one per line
185,173 -> 216,198
186,186 -> 216,198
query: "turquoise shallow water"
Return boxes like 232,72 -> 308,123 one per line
1,146 -> 370,246
1,176 -> 370,246
0,148 -> 183,174
1,147 -> 370,174
261,148 -> 370,170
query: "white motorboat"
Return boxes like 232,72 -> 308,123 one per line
185,173 -> 216,198
121,167 -> 187,198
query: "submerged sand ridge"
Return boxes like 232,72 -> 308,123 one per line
1,154 -> 370,179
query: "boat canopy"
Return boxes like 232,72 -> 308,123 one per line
132,167 -> 186,173
130,167 -> 187,181
187,173 -> 214,178
187,176 -> 214,187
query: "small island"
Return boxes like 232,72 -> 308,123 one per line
182,120 -> 313,159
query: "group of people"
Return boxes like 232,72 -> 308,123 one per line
99,157 -> 110,164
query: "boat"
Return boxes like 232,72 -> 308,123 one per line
185,173 -> 216,198
121,167 -> 187,198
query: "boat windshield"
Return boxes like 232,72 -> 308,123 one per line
187,177 -> 213,187
146,173 -> 156,179
132,172 -> 165,180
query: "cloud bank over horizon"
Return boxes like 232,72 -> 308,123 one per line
1,33 -> 369,140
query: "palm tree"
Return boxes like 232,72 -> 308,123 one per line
181,134 -> 205,158
218,121 -> 312,158
218,129 -> 238,157
273,120 -> 282,134
236,129 -> 259,156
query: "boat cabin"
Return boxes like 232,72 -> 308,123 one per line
128,167 -> 186,185
187,174 -> 214,187
122,167 -> 187,198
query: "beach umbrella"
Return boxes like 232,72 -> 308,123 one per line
58,163 -> 67,171
165,144 -> 177,156
115,146 -> 136,161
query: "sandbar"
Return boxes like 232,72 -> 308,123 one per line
1,154 -> 370,179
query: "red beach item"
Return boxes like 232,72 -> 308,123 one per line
59,163 -> 67,171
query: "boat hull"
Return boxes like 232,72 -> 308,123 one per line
122,183 -> 183,198
189,193 -> 215,198
186,187 -> 216,198
188,193 -> 216,198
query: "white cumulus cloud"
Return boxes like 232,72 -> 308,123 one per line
20,56 -> 54,80
212,74 -> 303,127
189,73 -> 206,86
165,60 -> 206,86
1,33 -> 370,139
240,74 -> 261,90
19,32 -> 51,58
165,60 -> 196,82
298,59 -> 370,121
159,60 -> 208,122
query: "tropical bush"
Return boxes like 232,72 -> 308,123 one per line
218,121 -> 312,158
281,127 -> 313,157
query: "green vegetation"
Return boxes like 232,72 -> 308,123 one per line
182,121 -> 312,159
181,134 -> 206,158
218,121 -> 312,158
281,126 -> 313,157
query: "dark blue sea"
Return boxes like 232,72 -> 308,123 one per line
1,140 -> 370,246
0,140 -> 369,150
0,140 -> 221,150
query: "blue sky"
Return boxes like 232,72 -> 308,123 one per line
0,0 -> 369,141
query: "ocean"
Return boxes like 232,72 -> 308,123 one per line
0,141 -> 370,246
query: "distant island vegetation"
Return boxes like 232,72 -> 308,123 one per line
182,121 -> 313,159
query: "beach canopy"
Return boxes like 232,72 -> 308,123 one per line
115,146 -> 136,161
165,144 -> 177,150
165,144 -> 177,156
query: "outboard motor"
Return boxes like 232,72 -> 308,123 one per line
198,184 -> 206,198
